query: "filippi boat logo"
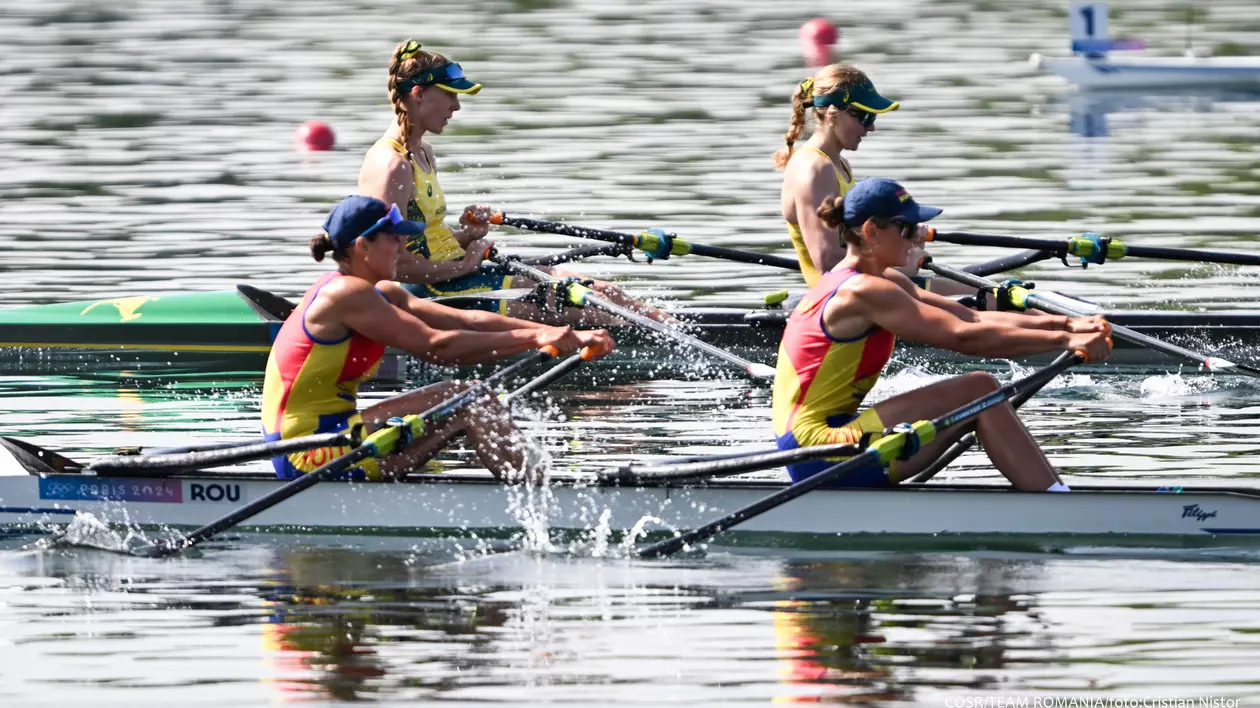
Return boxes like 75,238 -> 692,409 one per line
1182,504 -> 1218,522
39,477 -> 182,503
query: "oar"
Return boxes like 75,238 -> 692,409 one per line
490,254 -> 777,380
483,211 -> 802,271
122,349 -> 586,557
635,351 -> 1085,558
929,229 -> 1260,268
905,374 -> 1056,484
924,258 -> 1260,377
600,443 -> 860,485
85,350 -> 558,476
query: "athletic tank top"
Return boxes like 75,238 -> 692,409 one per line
261,273 -> 387,441
786,147 -> 855,287
771,267 -> 896,442
376,137 -> 464,262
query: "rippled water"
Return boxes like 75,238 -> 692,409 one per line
2,0 -> 1260,704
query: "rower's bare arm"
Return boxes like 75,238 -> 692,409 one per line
791,162 -> 846,274
394,248 -> 482,284
337,285 -> 547,364
358,147 -> 414,215
885,270 -> 977,319
848,278 -> 1105,359
382,281 -> 549,332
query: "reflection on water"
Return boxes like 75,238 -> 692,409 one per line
3,542 -> 1259,703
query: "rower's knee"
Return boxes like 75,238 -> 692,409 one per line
963,371 -> 1001,393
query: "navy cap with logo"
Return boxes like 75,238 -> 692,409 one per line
843,178 -> 943,228
322,195 -> 426,250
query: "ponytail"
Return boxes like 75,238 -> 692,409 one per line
310,232 -> 335,262
772,78 -> 813,169
817,194 -> 862,247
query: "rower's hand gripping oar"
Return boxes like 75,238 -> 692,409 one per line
927,228 -> 1260,269
479,210 -> 802,271
924,257 -> 1260,377
635,350 -> 1087,558
122,346 -> 599,557
485,250 -> 777,381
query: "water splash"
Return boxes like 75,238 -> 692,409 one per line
23,511 -> 156,554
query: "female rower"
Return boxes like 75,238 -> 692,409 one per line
771,178 -> 1112,492
774,65 -> 971,296
261,195 -> 613,482
358,39 -> 669,325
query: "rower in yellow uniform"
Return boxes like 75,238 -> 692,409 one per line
358,39 -> 670,325
261,195 -> 613,481
774,65 -> 970,296
772,178 -> 1113,491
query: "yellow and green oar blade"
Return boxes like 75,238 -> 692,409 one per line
924,259 -> 1260,377
491,255 -> 777,380
635,351 -> 1084,558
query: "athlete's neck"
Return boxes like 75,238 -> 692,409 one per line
387,123 -> 428,161
805,133 -> 844,164
838,249 -> 887,277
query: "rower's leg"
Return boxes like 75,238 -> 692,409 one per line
872,372 -> 1063,491
360,381 -> 535,482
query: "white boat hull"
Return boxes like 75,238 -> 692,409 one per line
1034,54 -> 1260,90
2,472 -> 1258,540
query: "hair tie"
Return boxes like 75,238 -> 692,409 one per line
798,77 -> 815,100
399,39 -> 423,62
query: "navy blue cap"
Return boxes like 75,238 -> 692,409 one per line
843,178 -> 942,228
322,196 -> 425,250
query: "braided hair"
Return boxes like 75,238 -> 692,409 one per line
387,39 -> 450,161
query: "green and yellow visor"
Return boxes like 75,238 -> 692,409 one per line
811,79 -> 899,114
400,62 -> 482,95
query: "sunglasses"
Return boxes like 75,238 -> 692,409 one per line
846,107 -> 877,128
872,217 -> 917,239
358,204 -> 407,241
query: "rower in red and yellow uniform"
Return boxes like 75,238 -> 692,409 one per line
358,39 -> 669,325
772,178 -> 1113,491
262,195 -> 613,481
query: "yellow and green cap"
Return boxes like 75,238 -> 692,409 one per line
811,78 -> 899,113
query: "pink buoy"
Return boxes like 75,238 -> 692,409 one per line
800,18 -> 838,48
296,121 -> 335,151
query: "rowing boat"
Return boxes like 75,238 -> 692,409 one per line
1,438 -> 1256,541
1032,53 -> 1260,90
2,285 -> 1258,370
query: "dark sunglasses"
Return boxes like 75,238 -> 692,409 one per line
846,107 -> 877,128
873,217 -> 917,239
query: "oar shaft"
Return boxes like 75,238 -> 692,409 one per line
924,259 -> 1260,376
493,213 -> 801,271
1122,243 -> 1260,267
604,443 -> 859,484
93,350 -> 557,478
935,231 -> 1260,268
636,352 -> 1082,558
493,256 -> 776,380
502,350 -> 593,404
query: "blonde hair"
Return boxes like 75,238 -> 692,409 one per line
772,64 -> 870,169
387,39 -> 450,160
